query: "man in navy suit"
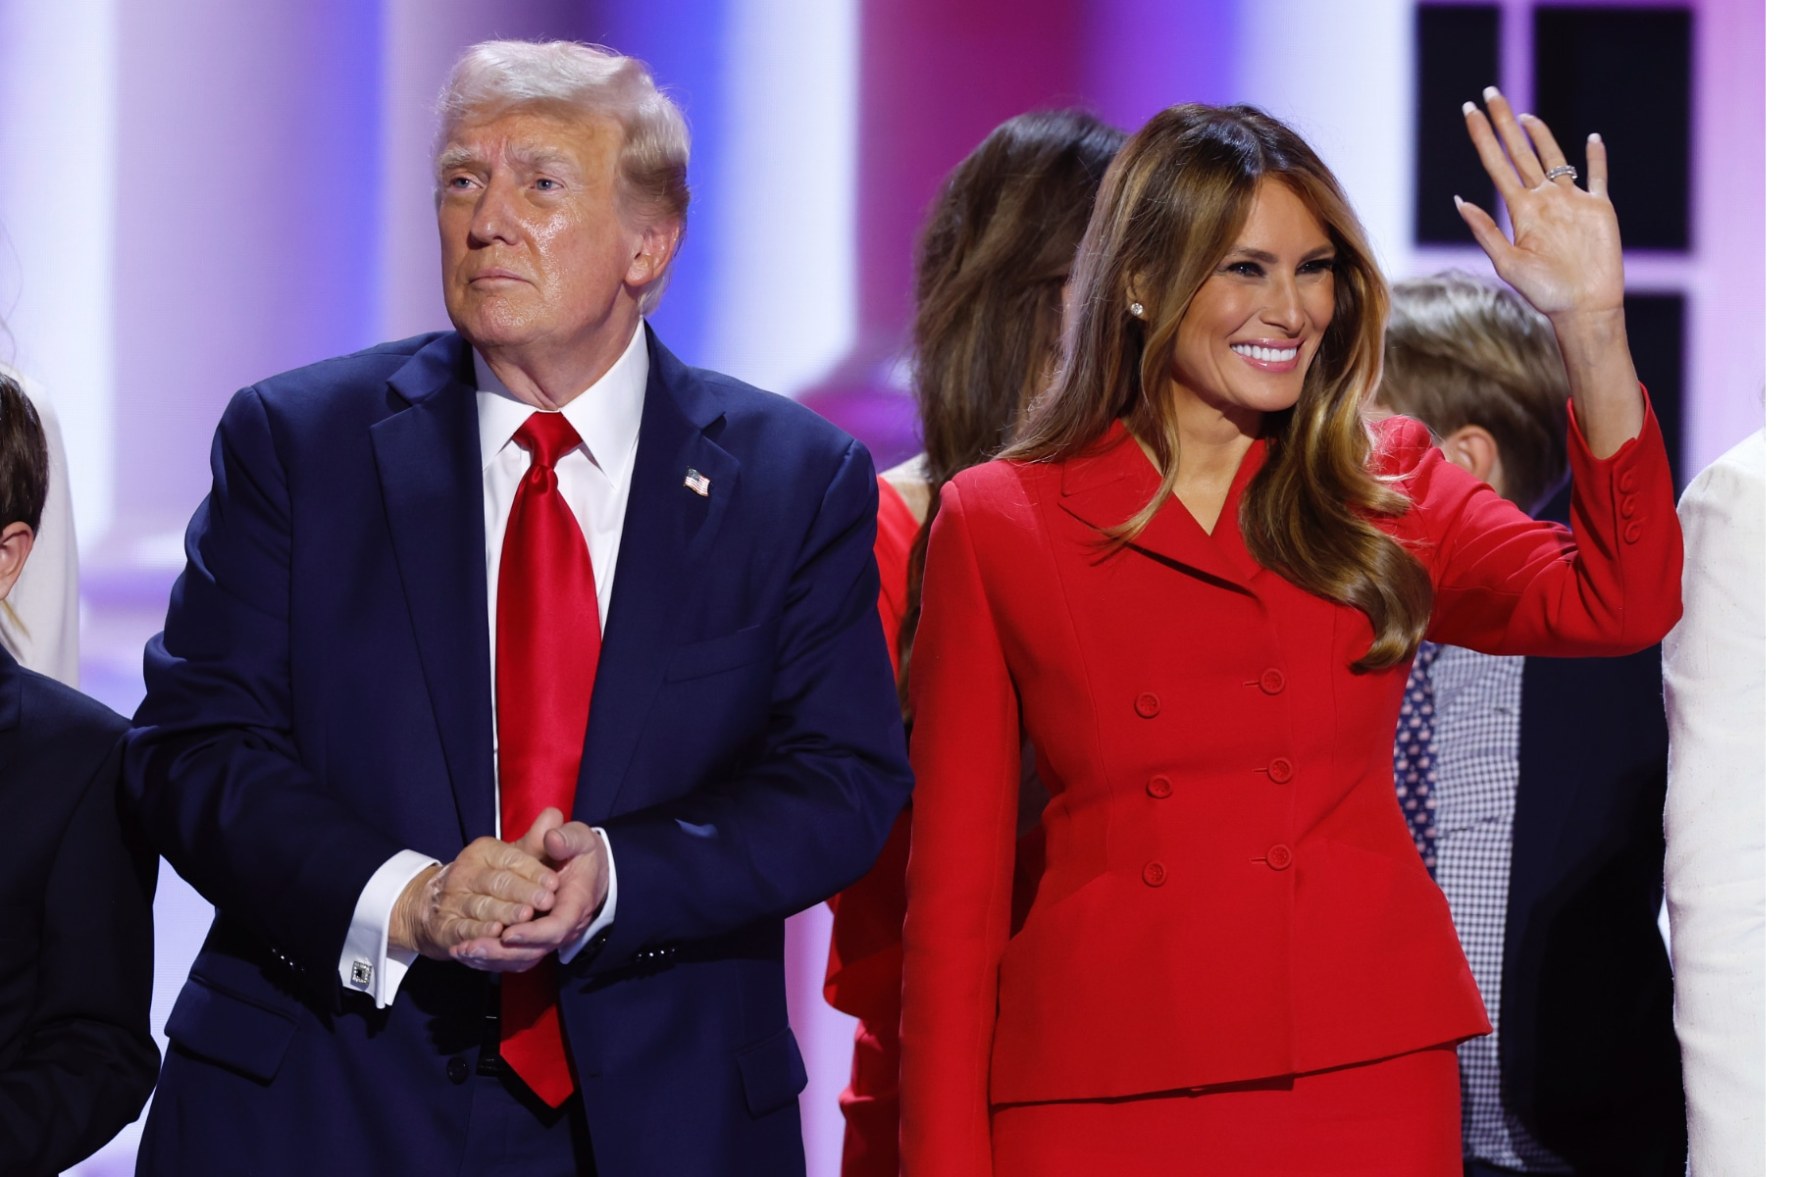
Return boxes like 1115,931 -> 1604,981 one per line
0,374 -> 159,1175
127,40 -> 909,1175
1379,272 -> 1683,1177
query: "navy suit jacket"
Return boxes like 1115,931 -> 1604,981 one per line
0,647 -> 158,1176
1501,480 -> 1685,1175
126,329 -> 911,1175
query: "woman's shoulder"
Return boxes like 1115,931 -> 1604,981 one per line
942,455 -> 1047,511
877,454 -> 931,525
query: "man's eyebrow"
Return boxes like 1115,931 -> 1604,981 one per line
504,144 -> 580,173
435,146 -> 483,176
434,143 -> 582,183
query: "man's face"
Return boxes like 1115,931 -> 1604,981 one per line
436,105 -> 667,369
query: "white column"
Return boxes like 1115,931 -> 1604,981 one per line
702,0 -> 860,395
1233,0 -> 1417,279
0,0 -> 119,543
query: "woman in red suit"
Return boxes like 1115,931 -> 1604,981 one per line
824,109 -> 1124,1177
899,91 -> 1680,1175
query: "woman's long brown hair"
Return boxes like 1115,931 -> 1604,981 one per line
1005,103 -> 1432,671
897,110 -> 1125,711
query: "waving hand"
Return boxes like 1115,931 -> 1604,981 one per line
1456,86 -> 1642,456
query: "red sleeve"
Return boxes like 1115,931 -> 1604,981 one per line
873,476 -> 922,672
1382,391 -> 1683,656
820,477 -> 921,1020
899,479 -> 1021,1177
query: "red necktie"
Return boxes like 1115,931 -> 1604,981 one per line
496,411 -> 600,1108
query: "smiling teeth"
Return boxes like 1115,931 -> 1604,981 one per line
1233,344 -> 1298,362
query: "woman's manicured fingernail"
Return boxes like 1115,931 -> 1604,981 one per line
1483,85 -> 1500,101
1462,101 -> 1477,115
1453,194 -> 1465,209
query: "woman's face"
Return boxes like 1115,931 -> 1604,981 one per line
1168,179 -> 1338,428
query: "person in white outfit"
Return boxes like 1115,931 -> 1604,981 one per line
1662,428 -> 1765,1177
0,365 -> 79,685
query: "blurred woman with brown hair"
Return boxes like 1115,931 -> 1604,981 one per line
823,108 -> 1123,1177
899,92 -> 1681,1175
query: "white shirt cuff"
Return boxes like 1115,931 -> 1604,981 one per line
560,826 -> 618,963
339,849 -> 438,1008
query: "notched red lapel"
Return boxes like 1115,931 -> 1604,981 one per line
1055,420 -> 1268,591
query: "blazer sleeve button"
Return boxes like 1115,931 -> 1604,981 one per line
1620,494 -> 1639,518
1267,757 -> 1294,784
1623,519 -> 1644,544
1619,468 -> 1639,493
1134,692 -> 1161,718
1265,844 -> 1293,871
1142,861 -> 1168,887
1259,668 -> 1286,695
1147,775 -> 1173,799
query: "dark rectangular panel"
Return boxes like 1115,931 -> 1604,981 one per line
1534,7 -> 1693,251
1414,5 -> 1502,245
1621,293 -> 1686,483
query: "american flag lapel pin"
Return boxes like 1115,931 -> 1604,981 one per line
683,467 -> 711,497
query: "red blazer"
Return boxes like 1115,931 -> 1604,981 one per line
825,476 -> 922,1023
898,406 -> 1681,1172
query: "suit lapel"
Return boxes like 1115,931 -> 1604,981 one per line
0,648 -> 19,784
575,330 -> 739,821
1057,422 -> 1264,591
370,334 -> 495,845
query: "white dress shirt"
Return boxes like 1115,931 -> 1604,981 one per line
0,367 -> 81,686
1663,429 -> 1765,1177
338,322 -> 648,1006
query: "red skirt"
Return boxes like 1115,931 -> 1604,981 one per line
988,1044 -> 1462,1176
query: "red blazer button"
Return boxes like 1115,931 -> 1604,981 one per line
1619,469 -> 1639,493
1259,669 -> 1286,695
1620,494 -> 1639,518
1623,519 -> 1644,544
1142,861 -> 1168,886
1265,844 -> 1293,870
1134,692 -> 1161,718
1147,775 -> 1174,799
1267,757 -> 1294,784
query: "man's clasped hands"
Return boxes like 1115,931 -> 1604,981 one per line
389,809 -> 610,972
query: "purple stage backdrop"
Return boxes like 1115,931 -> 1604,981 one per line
0,1 -> 1764,1173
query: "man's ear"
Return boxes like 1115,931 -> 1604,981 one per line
0,522 -> 36,603
1438,423 -> 1508,499
626,219 -> 681,292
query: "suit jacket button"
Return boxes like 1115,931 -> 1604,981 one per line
1142,861 -> 1167,887
1267,757 -> 1294,784
1134,692 -> 1161,718
1623,519 -> 1644,544
1265,844 -> 1293,871
1259,669 -> 1286,695
1147,775 -> 1173,799
1620,494 -> 1639,518
1619,468 -> 1639,493
446,1057 -> 470,1084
